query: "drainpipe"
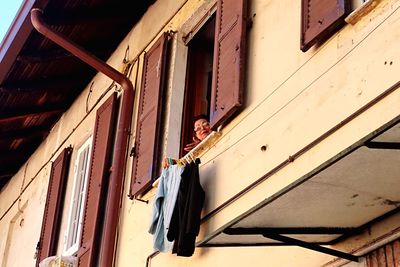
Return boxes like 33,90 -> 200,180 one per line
31,9 -> 133,267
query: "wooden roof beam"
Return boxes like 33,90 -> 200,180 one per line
0,105 -> 64,123
43,6 -> 133,26
0,165 -> 23,181
16,47 -> 113,63
17,49 -> 71,63
0,150 -> 30,162
0,173 -> 14,180
0,74 -> 91,93
0,126 -> 49,140
0,150 -> 33,177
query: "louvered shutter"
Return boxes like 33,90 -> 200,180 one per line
210,0 -> 247,129
301,0 -> 346,52
36,147 -> 72,266
366,238 -> 400,267
77,93 -> 118,267
130,33 -> 168,197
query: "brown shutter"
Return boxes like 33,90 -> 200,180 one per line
77,93 -> 118,267
36,147 -> 72,266
210,0 -> 247,129
130,33 -> 168,197
301,0 -> 346,52
366,238 -> 400,267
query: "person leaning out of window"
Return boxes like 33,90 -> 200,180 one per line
162,114 -> 211,169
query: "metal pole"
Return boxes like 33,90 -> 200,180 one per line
264,234 -> 359,262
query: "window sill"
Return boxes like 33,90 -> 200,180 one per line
62,243 -> 79,258
184,128 -> 222,160
38,255 -> 77,267
345,0 -> 383,25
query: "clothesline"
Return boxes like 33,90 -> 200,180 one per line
177,128 -> 222,166
153,128 -> 222,188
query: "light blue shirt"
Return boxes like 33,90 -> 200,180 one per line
149,165 -> 183,252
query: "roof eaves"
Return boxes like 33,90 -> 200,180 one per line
0,0 -> 47,83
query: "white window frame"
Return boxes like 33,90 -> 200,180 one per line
63,137 -> 92,256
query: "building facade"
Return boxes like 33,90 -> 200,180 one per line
0,0 -> 399,266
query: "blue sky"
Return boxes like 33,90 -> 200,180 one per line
0,0 -> 25,44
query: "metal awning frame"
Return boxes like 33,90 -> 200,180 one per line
197,115 -> 400,263
223,227 -> 361,262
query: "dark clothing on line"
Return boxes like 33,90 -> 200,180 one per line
167,160 -> 205,257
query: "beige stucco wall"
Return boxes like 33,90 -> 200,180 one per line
116,0 -> 400,266
1,0 -> 399,266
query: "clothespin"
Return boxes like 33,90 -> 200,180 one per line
188,151 -> 195,163
179,159 -> 185,167
176,159 -> 182,167
184,155 -> 190,164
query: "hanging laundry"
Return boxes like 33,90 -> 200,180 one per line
149,164 -> 184,252
167,159 -> 205,257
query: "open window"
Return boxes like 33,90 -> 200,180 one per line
350,0 -> 369,9
129,0 -> 248,196
64,138 -> 92,256
180,15 -> 215,157
301,0 -> 378,51
301,0 -> 347,52
180,0 -> 248,155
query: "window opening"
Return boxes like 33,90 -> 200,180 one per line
350,0 -> 369,10
63,138 -> 92,255
301,0 -> 380,51
180,14 -> 216,157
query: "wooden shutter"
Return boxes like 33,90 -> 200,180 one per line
210,0 -> 247,129
301,0 -> 346,52
130,33 -> 168,197
77,93 -> 118,267
366,238 -> 400,267
36,147 -> 72,266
